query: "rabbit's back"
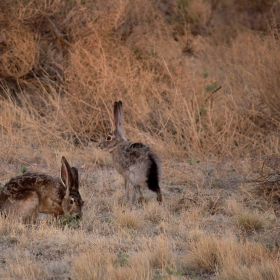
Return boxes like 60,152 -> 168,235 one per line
1,173 -> 65,199
0,173 -> 66,216
112,141 -> 161,184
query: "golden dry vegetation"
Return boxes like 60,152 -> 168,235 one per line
1,0 -> 280,279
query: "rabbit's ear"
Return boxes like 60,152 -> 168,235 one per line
113,101 -> 126,139
113,101 -> 121,128
70,167 -> 79,190
60,156 -> 74,191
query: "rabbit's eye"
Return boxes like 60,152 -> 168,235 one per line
70,198 -> 75,205
106,135 -> 112,141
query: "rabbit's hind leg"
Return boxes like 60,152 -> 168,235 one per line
136,185 -> 144,203
132,185 -> 144,204
21,191 -> 39,224
124,177 -> 130,201
5,190 -> 40,224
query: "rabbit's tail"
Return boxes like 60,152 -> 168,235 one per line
146,154 -> 162,201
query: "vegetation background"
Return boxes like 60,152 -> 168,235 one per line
1,0 -> 280,279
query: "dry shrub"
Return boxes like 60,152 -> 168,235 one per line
1,2 -> 280,266
231,29 -> 280,125
255,180 -> 280,207
179,0 -> 212,27
1,0 -> 280,162
243,154 -> 280,212
204,29 -> 280,155
0,24 -> 37,79
119,0 -> 181,58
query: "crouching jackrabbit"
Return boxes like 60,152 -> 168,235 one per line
0,156 -> 84,223
99,101 -> 163,203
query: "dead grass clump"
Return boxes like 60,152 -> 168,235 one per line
219,242 -> 280,280
219,260 -> 280,280
109,267 -> 135,280
74,247 -> 153,280
143,201 -> 163,224
168,188 -> 225,217
167,196 -> 193,214
5,252 -> 47,280
184,231 -> 280,278
113,206 -> 144,230
127,252 -> 152,280
226,199 -> 266,232
185,232 -> 223,272
149,235 -> 173,269
0,215 -> 27,238
73,246 -> 115,280
236,209 -> 265,233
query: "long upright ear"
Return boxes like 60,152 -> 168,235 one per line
113,101 -> 126,140
60,156 -> 74,191
70,167 -> 79,190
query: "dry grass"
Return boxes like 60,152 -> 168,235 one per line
183,231 -> 280,278
2,164 -> 279,279
1,0 -> 280,279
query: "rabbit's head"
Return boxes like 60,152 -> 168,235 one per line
99,131 -> 124,152
99,101 -> 126,152
60,157 -> 84,218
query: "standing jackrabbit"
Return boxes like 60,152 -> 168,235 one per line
99,101 -> 163,202
0,156 -> 84,223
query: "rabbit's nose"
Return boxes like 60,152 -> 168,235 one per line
76,213 -> 82,219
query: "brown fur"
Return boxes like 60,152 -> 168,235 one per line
99,101 -> 162,202
0,157 -> 84,223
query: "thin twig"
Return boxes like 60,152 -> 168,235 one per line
205,86 -> 222,104
47,17 -> 71,47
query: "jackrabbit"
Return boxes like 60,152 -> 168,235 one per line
99,101 -> 163,202
0,156 -> 84,223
